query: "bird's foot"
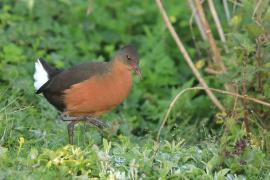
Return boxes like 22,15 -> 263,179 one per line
60,113 -> 109,144
61,114 -> 108,128
85,117 -> 109,129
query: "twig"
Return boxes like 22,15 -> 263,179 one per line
86,0 -> 93,16
257,32 -> 270,44
208,0 -> 226,43
232,0 -> 238,14
194,0 -> 227,72
228,0 -> 243,7
188,0 -> 203,57
242,51 -> 250,133
194,0 -> 234,92
252,0 -> 263,26
255,36 -> 263,94
155,0 -> 225,112
6,106 -> 34,115
255,32 -> 270,93
207,0 -> 228,52
189,18 -> 203,57
222,0 -> 231,23
156,86 -> 270,142
205,67 -> 224,75
254,12 -> 270,96
223,84 -> 238,137
231,84 -> 239,118
188,0 -> 207,40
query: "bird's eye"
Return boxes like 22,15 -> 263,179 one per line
127,55 -> 131,61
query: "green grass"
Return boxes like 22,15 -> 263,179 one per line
0,0 -> 270,179
1,75 -> 269,179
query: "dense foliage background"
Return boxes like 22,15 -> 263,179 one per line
0,0 -> 269,179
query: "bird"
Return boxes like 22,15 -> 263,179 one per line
33,45 -> 142,144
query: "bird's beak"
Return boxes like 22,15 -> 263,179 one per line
131,64 -> 143,80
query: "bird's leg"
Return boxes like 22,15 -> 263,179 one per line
67,120 -> 79,145
61,113 -> 109,143
61,114 -> 108,128
61,113 -> 84,144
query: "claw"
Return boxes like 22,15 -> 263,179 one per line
61,113 -> 109,144
86,117 -> 109,129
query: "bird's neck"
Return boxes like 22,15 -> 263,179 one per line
110,59 -> 130,73
109,58 -> 133,85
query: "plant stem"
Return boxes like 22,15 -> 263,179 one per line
156,86 -> 270,141
155,0 -> 225,113
222,0 -> 231,23
194,0 -> 226,72
194,0 -> 234,92
255,38 -> 263,94
207,0 -> 228,52
188,0 -> 207,40
242,51 -> 250,133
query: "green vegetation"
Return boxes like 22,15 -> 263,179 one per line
0,0 -> 269,179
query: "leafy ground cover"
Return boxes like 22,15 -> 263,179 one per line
0,0 -> 269,179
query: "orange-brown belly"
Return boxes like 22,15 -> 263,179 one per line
64,69 -> 132,116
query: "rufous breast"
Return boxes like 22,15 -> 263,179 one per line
64,60 -> 133,116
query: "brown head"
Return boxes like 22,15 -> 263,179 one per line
114,45 -> 142,80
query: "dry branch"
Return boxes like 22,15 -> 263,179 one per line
208,0 -> 226,43
188,0 -> 207,40
255,37 -> 263,94
242,51 -> 250,133
156,86 -> 270,141
205,67 -> 224,75
155,0 -> 225,112
207,0 -> 228,52
252,0 -> 263,26
194,0 -> 235,92
222,0 -> 231,23
231,84 -> 239,118
194,0 -> 227,72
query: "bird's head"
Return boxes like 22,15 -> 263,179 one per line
115,45 -> 142,80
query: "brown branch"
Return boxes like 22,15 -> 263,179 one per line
232,0 -> 238,14
188,0 -> 207,40
207,0 -> 228,52
86,0 -> 93,16
188,0 -> 204,57
222,0 -> 231,24
155,0 -> 225,112
231,84 -> 239,119
156,86 -> 270,141
255,32 -> 270,94
242,51 -> 250,133
252,0 -> 263,26
194,0 -> 235,92
194,0 -> 226,72
205,67 -> 224,75
255,37 -> 263,94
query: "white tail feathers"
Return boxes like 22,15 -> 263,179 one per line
34,59 -> 49,90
